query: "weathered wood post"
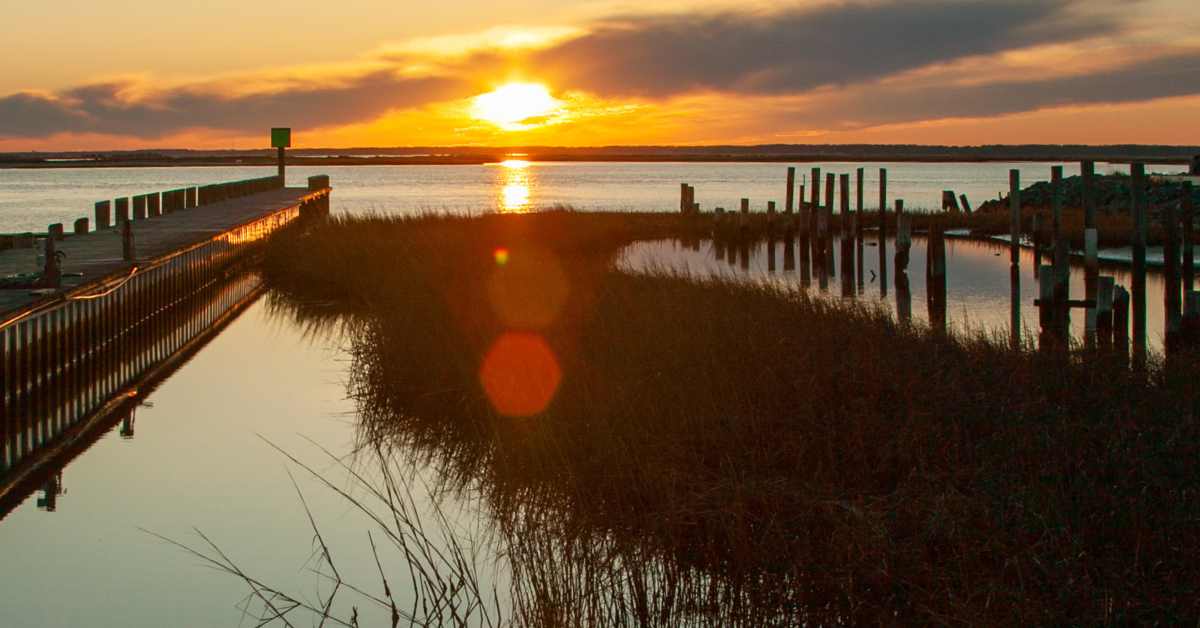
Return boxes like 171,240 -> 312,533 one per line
785,167 -> 795,214
1010,265 -> 1021,349
73,218 -> 89,235
1131,163 -> 1148,358
739,197 -> 750,233
855,167 -> 864,239
148,192 -> 161,217
133,194 -> 147,220
894,200 -> 910,273
926,222 -> 947,330
1164,195 -> 1182,347
878,166 -> 888,238
810,167 -> 821,236
1051,166 -> 1063,243
959,194 -> 972,214
839,173 -> 853,280
48,223 -> 64,241
942,191 -> 961,213
1009,169 -> 1021,266
1184,182 -> 1195,311
824,173 -> 836,271
122,220 -> 135,262
115,197 -> 130,225
38,236 -> 61,290
1084,227 -> 1099,344
680,183 -> 689,213
186,187 -> 197,209
1031,212 -> 1043,277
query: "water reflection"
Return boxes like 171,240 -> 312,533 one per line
618,236 -> 1177,353
497,159 -> 532,212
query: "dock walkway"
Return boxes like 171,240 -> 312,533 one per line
0,180 -> 327,319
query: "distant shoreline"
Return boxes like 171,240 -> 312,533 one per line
0,153 -> 1192,169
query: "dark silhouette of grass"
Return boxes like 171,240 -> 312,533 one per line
253,211 -> 1200,625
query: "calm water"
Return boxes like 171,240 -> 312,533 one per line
0,292 -> 497,627
0,160 -> 1184,233
619,235 -> 1176,353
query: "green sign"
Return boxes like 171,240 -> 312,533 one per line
271,127 -> 292,148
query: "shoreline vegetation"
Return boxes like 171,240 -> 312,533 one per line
2,144 -> 1196,168
243,211 -> 1200,625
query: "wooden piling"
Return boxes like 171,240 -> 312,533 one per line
95,201 -> 111,230
824,173 -> 836,271
942,191 -> 961,213
1164,196 -> 1182,342
926,226 -> 948,331
1051,166 -> 1063,244
186,187 -> 197,209
1131,163 -> 1147,354
121,220 -> 135,262
73,218 -> 89,235
148,192 -> 161,217
878,168 -> 887,237
115,197 -> 130,224
47,223 -> 64,241
855,167 -> 864,239
809,168 -> 821,236
1081,160 -> 1096,229
1184,182 -> 1195,301
1009,169 -> 1020,266
133,195 -> 147,220
785,167 -> 795,213
959,194 -> 972,214
895,201 -> 911,274
1085,227 -> 1099,342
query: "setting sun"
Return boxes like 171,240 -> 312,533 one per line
471,83 -> 562,131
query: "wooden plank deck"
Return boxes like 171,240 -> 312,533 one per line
0,187 -> 315,318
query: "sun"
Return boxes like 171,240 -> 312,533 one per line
471,83 -> 562,131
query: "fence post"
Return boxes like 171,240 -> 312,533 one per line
855,167 -> 864,239
894,200 -> 910,273
1131,163 -> 1147,357
1184,182 -> 1195,306
1009,169 -> 1021,266
785,167 -> 795,213
94,201 -> 111,230
115,197 -> 130,225
1165,196 -> 1182,345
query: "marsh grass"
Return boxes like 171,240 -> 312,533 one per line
251,211 -> 1200,625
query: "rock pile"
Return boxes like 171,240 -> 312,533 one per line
977,173 -> 1200,218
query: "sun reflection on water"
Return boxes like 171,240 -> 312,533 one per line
497,159 -> 533,212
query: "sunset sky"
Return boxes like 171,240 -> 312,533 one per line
1,0 -> 1198,150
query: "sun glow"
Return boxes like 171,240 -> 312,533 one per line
471,83 -> 562,130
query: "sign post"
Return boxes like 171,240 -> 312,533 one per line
271,127 -> 291,182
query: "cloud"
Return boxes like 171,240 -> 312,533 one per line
529,0 -> 1118,97
0,70 -> 471,139
780,49 -> 1200,130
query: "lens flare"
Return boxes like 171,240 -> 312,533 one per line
487,246 -> 568,328
479,332 -> 562,417
493,247 -> 510,266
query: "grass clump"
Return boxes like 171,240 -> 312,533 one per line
259,210 -> 1200,625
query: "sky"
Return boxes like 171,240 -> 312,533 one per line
1,0 -> 1198,150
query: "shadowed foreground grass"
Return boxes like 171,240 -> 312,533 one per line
257,211 -> 1200,625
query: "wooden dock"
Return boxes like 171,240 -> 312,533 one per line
0,172 -> 331,500
0,176 -> 329,319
